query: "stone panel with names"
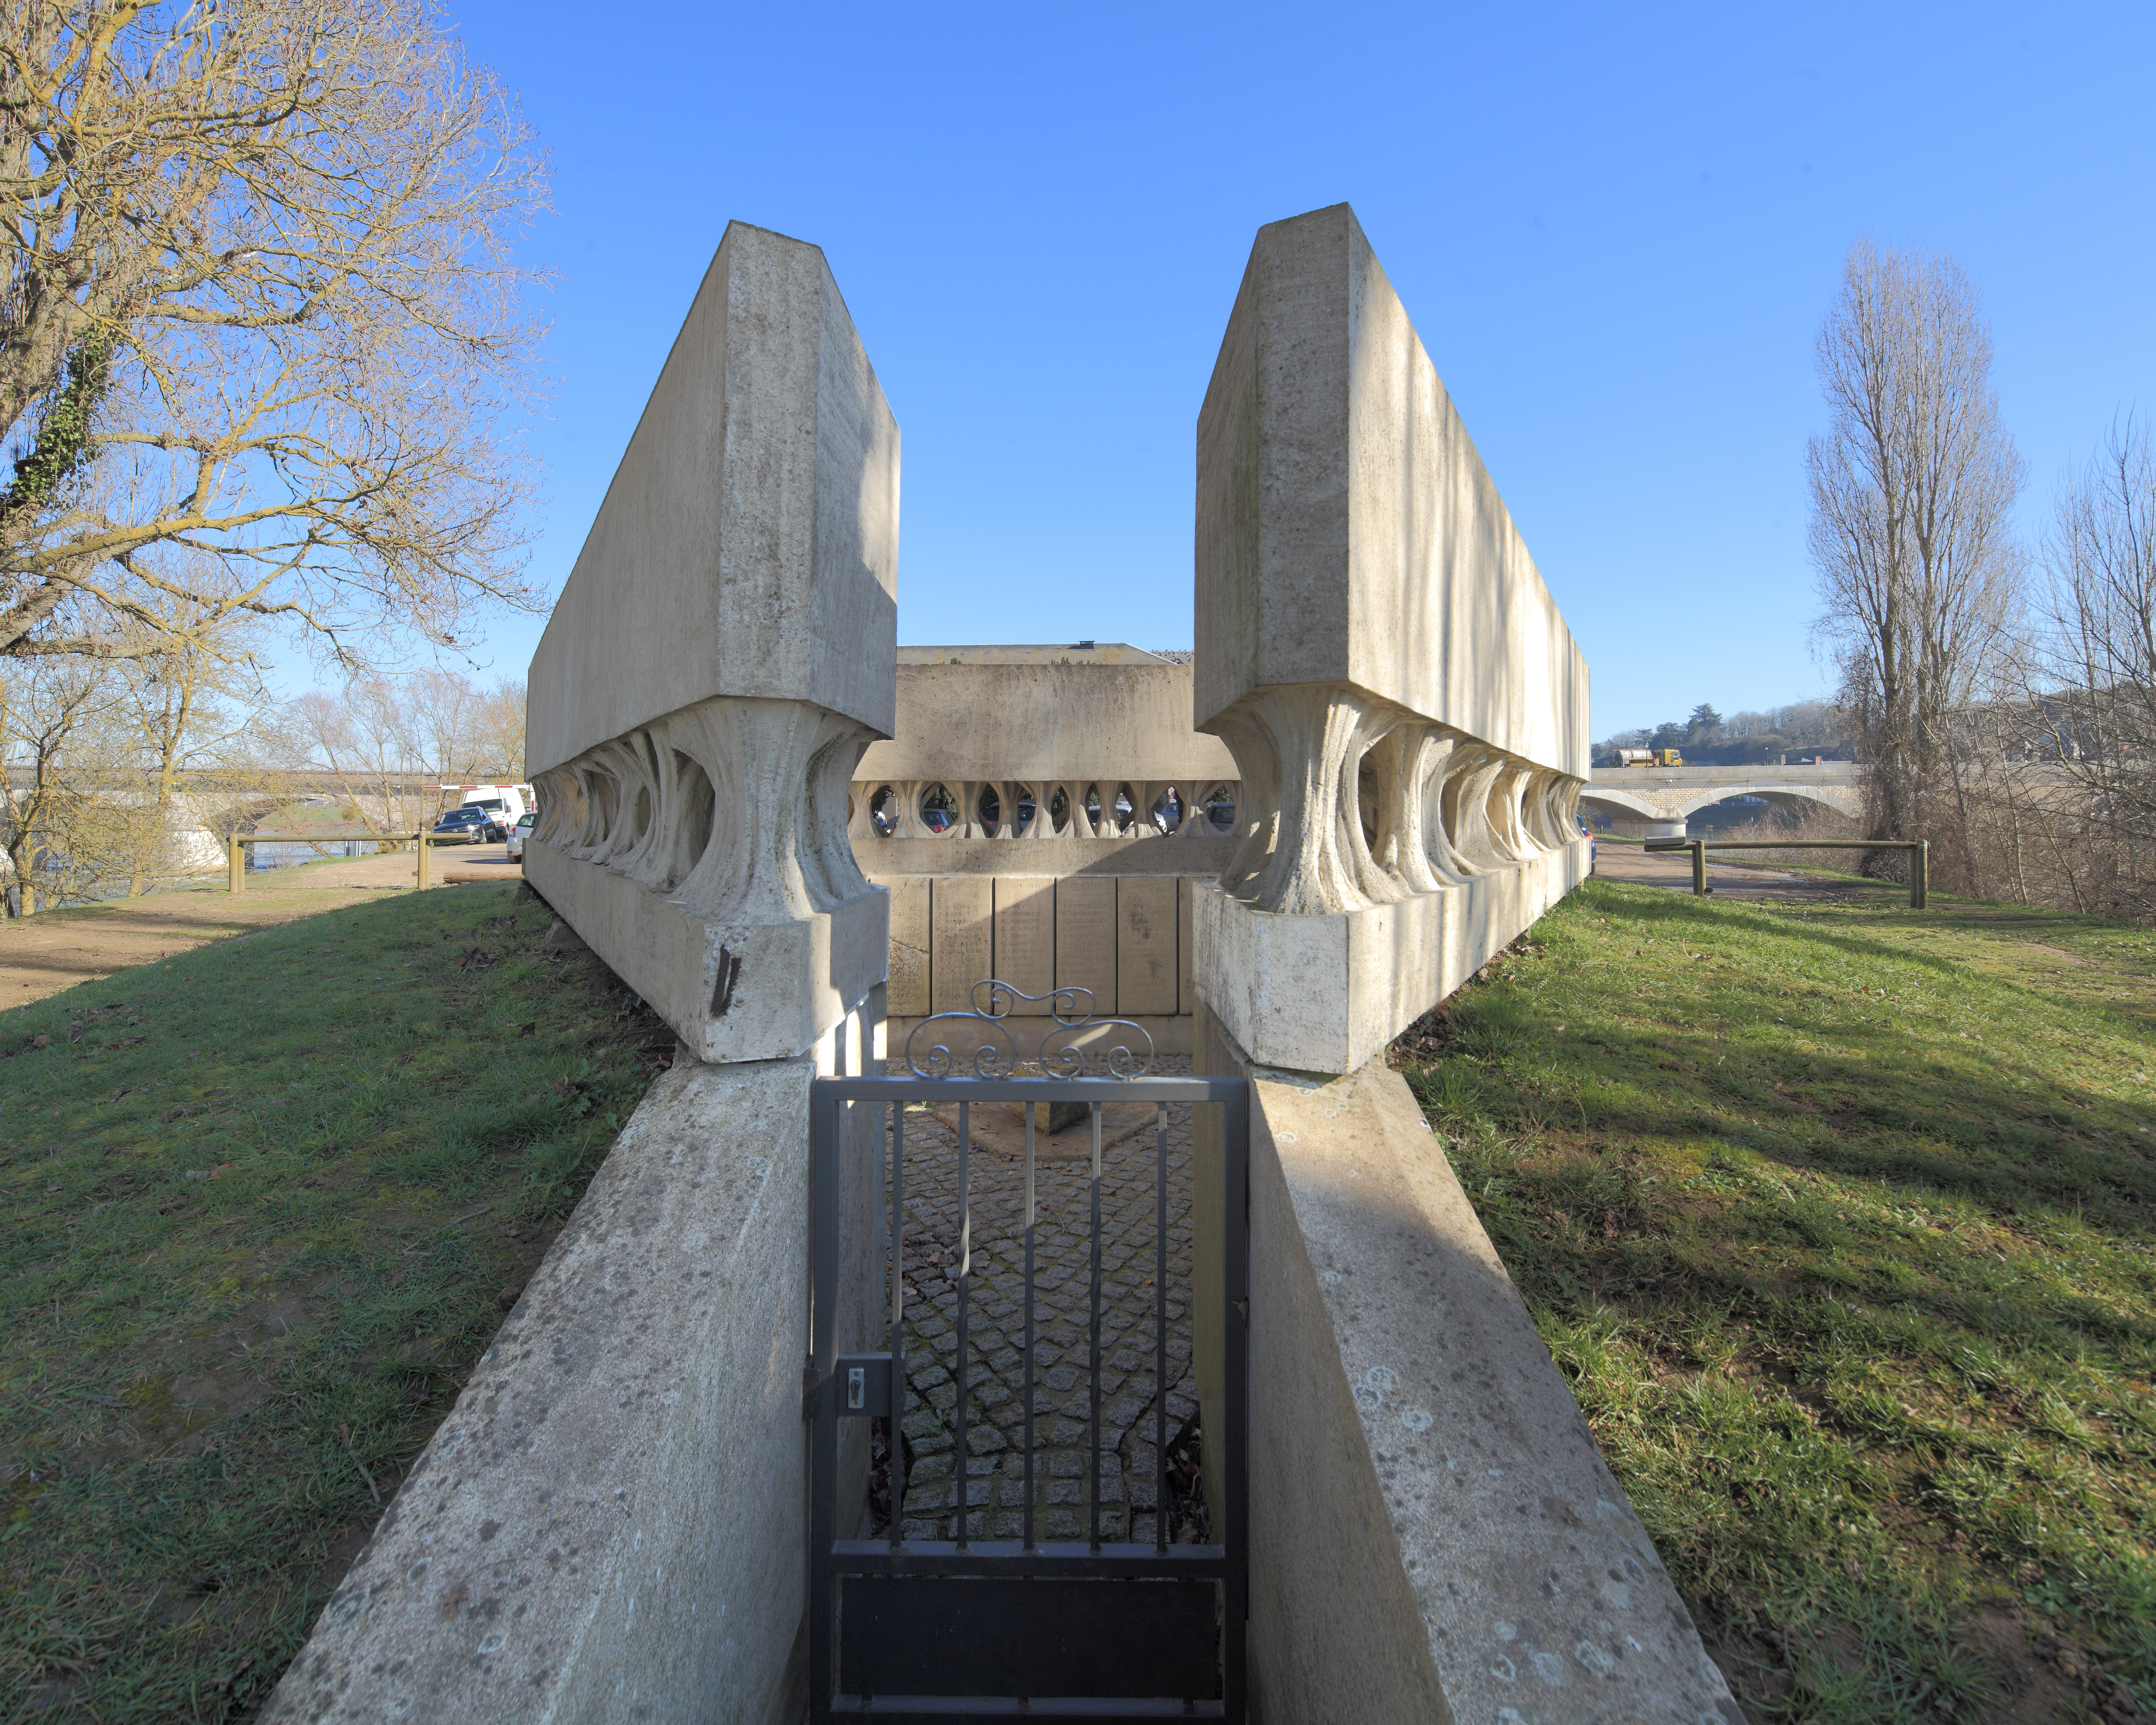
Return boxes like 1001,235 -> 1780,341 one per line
930,877 -> 993,1015
1053,875 -> 1118,1018
1117,877 -> 1177,1016
887,877 -> 930,1017
1177,877 -> 1196,1018
991,877 -> 1055,1012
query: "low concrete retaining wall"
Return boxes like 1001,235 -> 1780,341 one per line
262,1006 -> 884,1725
1195,1008 -> 1742,1725
1195,841 -> 1590,1075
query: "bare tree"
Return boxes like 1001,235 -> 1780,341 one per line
0,637 -> 145,910
1807,239 -> 2025,882
2011,421 -> 2156,917
115,616 -> 276,892
288,677 -> 428,839
405,665 -> 480,779
0,0 -> 547,666
474,675 -> 525,778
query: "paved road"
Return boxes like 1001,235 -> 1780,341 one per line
886,1059 -> 1200,1545
1592,842 -> 1909,905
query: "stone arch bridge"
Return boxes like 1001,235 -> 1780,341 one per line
1581,761 -> 1861,839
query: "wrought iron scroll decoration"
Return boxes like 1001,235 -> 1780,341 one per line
904,979 -> 1157,1080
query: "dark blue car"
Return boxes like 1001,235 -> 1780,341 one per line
431,807 -> 502,846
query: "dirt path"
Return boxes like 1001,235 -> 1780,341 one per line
0,845 -> 523,1007
1591,841 -> 1909,905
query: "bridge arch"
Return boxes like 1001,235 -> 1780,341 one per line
1580,766 -> 1862,839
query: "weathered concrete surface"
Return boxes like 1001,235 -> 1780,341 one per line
261,1002 -> 886,1725
1193,1009 -> 1741,1725
529,221 -> 897,770
861,836 -> 1237,877
524,838 -> 886,1064
1195,202 -> 1588,776
525,219 -> 897,1064
855,649 -> 1237,787
1191,204 -> 1592,1071
1193,841 -> 1587,1075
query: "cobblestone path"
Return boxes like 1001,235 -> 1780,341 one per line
885,1061 -> 1198,1545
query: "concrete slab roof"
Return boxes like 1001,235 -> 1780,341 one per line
896,643 -> 1175,665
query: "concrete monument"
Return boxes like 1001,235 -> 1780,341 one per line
850,645 -> 1240,1045
523,220 -> 898,1064
1189,204 -> 1740,1724
262,220 -> 895,1725
1194,201 -> 1590,1073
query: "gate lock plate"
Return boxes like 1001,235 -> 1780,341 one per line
832,1352 -> 892,1417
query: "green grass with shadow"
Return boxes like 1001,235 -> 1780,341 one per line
1395,880 -> 2156,1723
0,883 -> 673,1721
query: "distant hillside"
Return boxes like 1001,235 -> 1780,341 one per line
1595,699 -> 1852,767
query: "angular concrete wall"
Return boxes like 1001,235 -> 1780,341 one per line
525,221 -> 898,1064
857,648 -> 1236,788
1193,202 -> 1592,1074
262,219 -> 903,1723
530,223 -> 897,770
1184,207 -> 1733,1723
1195,202 -> 1587,776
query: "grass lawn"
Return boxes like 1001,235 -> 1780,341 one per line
1395,880 -> 2156,1723
0,883 -> 672,1721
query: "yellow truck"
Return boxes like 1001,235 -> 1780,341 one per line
1614,748 -> 1684,767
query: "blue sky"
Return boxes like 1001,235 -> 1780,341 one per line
355,0 -> 2156,738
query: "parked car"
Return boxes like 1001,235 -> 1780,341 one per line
431,806 -> 499,846
505,811 -> 535,860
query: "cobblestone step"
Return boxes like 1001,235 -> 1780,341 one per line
884,1059 -> 1202,1543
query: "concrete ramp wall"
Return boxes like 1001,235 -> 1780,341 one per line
1193,1013 -> 1743,1725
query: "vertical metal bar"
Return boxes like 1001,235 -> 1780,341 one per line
1155,1100 -> 1168,1554
1088,1099 -> 1103,1552
1023,1099 -> 1037,1552
1912,841 -> 1929,910
954,1100 -> 971,1550
808,1084 -> 840,1721
228,834 -> 242,894
888,1099 -> 905,1551
1691,839 -> 1707,896
1221,1080 -> 1252,1721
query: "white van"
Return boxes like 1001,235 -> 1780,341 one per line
458,784 -> 529,828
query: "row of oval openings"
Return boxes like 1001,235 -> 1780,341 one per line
867,783 -> 1238,838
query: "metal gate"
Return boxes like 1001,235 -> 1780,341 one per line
807,992 -> 1248,1722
